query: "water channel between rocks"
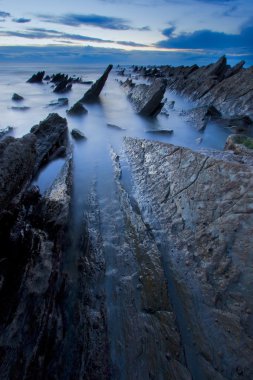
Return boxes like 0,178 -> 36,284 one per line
0,65 -> 233,379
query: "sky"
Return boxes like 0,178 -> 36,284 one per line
0,0 -> 252,65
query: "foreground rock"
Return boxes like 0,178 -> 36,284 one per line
124,79 -> 166,117
124,137 -> 253,379
0,154 -> 73,379
12,93 -> 24,101
30,113 -> 68,170
79,64 -> 113,102
27,71 -> 45,83
0,134 -> 36,213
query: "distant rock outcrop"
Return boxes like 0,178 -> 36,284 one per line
27,71 -> 45,83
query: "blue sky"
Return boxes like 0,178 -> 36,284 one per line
0,0 -> 252,65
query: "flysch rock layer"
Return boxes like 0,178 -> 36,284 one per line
124,137 -> 253,380
0,153 -> 72,380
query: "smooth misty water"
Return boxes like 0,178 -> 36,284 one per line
0,64 -> 232,379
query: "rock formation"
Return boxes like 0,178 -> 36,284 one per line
30,113 -> 68,171
67,102 -> 88,116
71,128 -> 87,139
79,64 -> 113,102
12,93 -> 24,101
122,79 -> 167,117
27,71 -> 45,83
124,137 -> 253,379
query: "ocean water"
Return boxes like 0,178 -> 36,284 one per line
0,64 -> 230,192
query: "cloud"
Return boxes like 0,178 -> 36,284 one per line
38,13 -> 132,30
116,40 -> 149,47
13,18 -> 31,23
0,29 -> 114,43
0,27 -> 149,47
156,22 -> 253,52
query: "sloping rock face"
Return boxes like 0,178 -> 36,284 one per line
30,113 -> 68,170
124,79 -> 167,117
79,64 -> 113,102
124,137 -> 253,380
0,134 -> 37,212
157,56 -> 253,119
0,155 -> 73,380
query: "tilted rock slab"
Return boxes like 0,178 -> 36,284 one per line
124,137 -> 253,380
30,113 -> 68,171
0,134 -> 37,212
126,79 -> 166,117
79,64 -> 113,102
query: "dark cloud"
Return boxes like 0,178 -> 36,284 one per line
38,13 -> 132,30
156,23 -> 253,52
162,26 -> 176,38
13,18 -> 31,23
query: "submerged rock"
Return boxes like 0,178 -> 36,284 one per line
12,93 -> 24,101
67,102 -> 88,116
47,97 -> 69,107
11,106 -> 30,111
30,113 -> 68,170
146,129 -> 173,134
124,137 -> 253,379
71,128 -> 87,139
27,71 -> 45,83
127,79 -> 167,117
79,64 -> 113,102
106,123 -> 125,130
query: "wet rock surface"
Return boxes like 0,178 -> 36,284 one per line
124,137 -> 253,380
30,113 -> 68,170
